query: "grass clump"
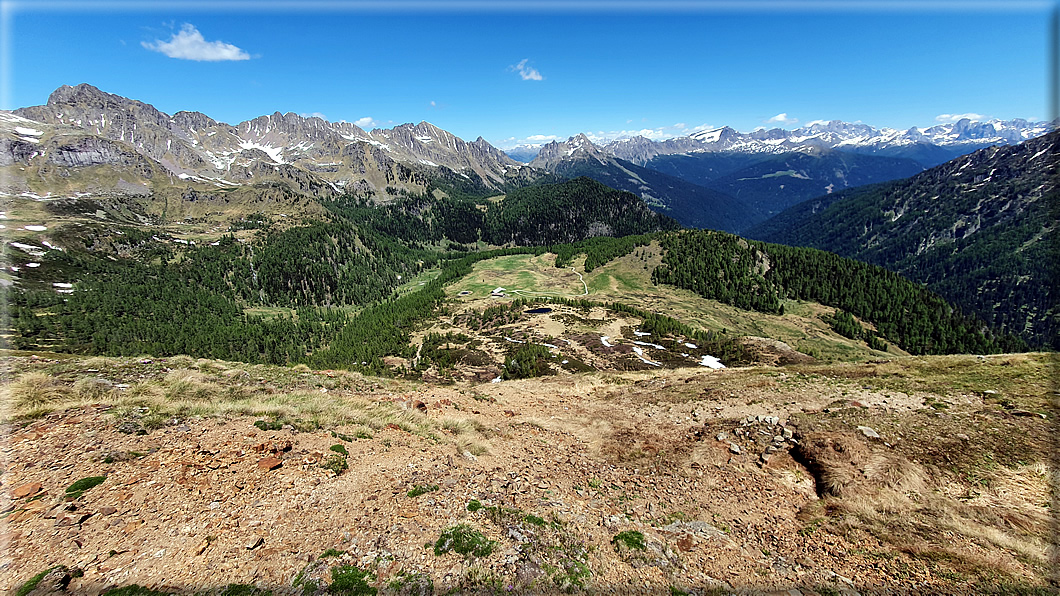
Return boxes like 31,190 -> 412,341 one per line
524,513 -> 547,526
319,548 -> 345,559
406,484 -> 439,498
65,476 -> 106,499
330,444 -> 349,456
16,566 -> 67,596
328,565 -> 377,595
467,499 -> 483,512
434,524 -> 496,558
162,368 -> 218,401
611,530 -> 646,552
387,571 -> 433,596
322,453 -> 348,475
254,419 -> 283,431
7,371 -> 66,410
74,377 -> 114,401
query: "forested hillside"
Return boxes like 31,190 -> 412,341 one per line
746,131 -> 1058,348
7,178 -> 678,369
652,230 -> 1023,355
484,177 -> 680,245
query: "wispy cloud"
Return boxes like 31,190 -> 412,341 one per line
935,112 -> 984,123
301,112 -> 328,120
766,113 -> 798,125
526,134 -> 560,142
143,24 -> 251,62
510,59 -> 543,81
354,117 -> 376,129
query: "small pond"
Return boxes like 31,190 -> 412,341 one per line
525,307 -> 553,314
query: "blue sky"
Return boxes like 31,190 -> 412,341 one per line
2,1 -> 1054,149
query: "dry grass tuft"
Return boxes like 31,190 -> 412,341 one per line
5,371 -> 67,410
163,369 -> 220,401
166,355 -> 197,368
74,377 -> 115,401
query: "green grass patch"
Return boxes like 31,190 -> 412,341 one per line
406,484 -> 439,498
65,476 -> 106,499
611,530 -> 646,551
328,565 -> 377,595
434,524 -> 495,558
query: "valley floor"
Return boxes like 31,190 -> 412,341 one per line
1,352 -> 1056,595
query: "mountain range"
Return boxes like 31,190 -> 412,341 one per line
509,118 -> 1053,167
2,83 -> 1052,235
3,83 -> 534,202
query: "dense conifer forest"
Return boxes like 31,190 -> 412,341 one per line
652,230 -> 1024,355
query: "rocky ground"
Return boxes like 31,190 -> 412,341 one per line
1,352 -> 1056,595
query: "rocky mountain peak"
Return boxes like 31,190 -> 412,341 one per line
47,83 -> 116,107
171,111 -> 219,131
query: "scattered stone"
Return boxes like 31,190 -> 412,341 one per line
715,432 -> 729,442
729,443 -> 741,455
12,481 -> 43,499
956,433 -> 970,441
99,507 -> 117,516
857,425 -> 880,439
116,421 -> 145,435
257,456 -> 282,470
782,427 -> 794,439
413,400 -> 427,413
246,536 -> 264,550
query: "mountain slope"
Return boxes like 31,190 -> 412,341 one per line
747,131 -> 1058,348
648,149 -> 926,219
530,134 -> 756,232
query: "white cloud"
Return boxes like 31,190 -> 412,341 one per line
510,58 -> 543,81
526,134 -> 560,142
766,113 -> 798,125
142,24 -> 250,62
935,112 -> 985,123
301,112 -> 328,120
354,117 -> 376,129
805,119 -> 829,127
429,101 -> 436,107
